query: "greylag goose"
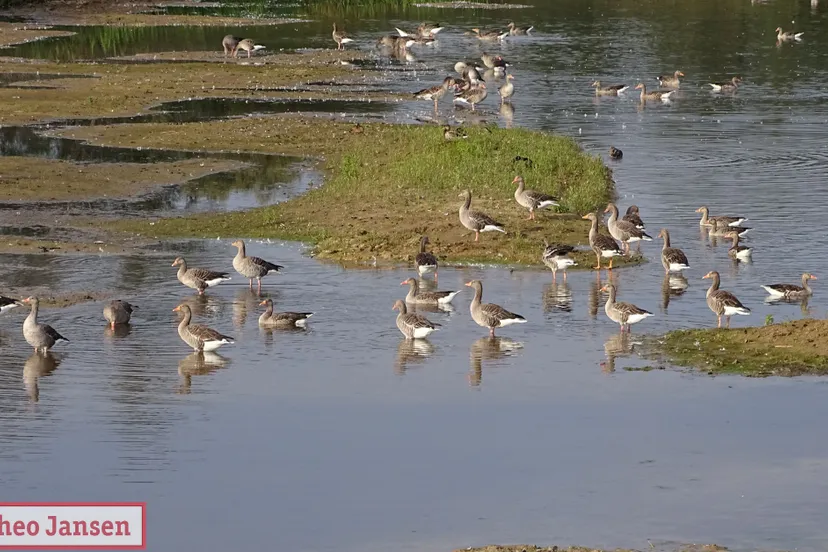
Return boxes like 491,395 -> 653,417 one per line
481,52 -> 509,69
703,271 -> 750,328
728,234 -> 753,261
762,273 -> 817,300
695,206 -> 747,228
414,77 -> 459,110
466,280 -> 525,337
499,74 -> 515,104
401,277 -> 460,306
443,125 -> 468,141
258,299 -> 313,327
454,83 -> 488,111
471,28 -> 508,42
173,304 -> 234,351
711,225 -> 751,238
582,212 -> 622,270
635,83 -> 674,103
396,24 -> 444,39
22,297 -> 68,353
232,240 -> 283,293
507,22 -> 533,35
605,203 -> 652,253
234,38 -> 265,58
709,77 -> 742,92
222,35 -> 241,56
414,236 -> 439,277
459,190 -> 506,241
609,146 -> 623,160
393,299 -> 440,339
332,23 -> 354,50
103,300 -> 136,329
776,27 -> 804,41
592,81 -> 628,96
600,283 -> 653,332
513,176 -> 559,220
541,241 -> 576,281
622,205 -> 644,229
0,295 -> 23,314
454,62 -> 483,84
172,257 -> 231,295
657,229 -> 690,273
657,70 -> 684,88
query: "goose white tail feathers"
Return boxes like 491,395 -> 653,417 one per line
482,225 -> 507,234
438,291 -> 462,305
661,91 -> 675,102
709,83 -> 723,91
616,85 -> 629,94
252,45 -> 266,51
429,27 -> 445,35
795,32 -> 805,39
723,305 -> 751,316
396,27 -> 411,37
340,37 -> 354,43
761,285 -> 786,298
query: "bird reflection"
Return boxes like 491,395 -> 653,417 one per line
765,295 -> 813,317
394,339 -> 434,375
468,336 -> 523,387
409,302 -> 455,315
259,324 -> 307,347
660,273 -> 688,312
499,102 -> 515,127
233,288 -> 265,328
179,293 -> 214,318
23,352 -> 61,403
543,281 -> 572,313
104,324 -> 132,339
177,352 -> 228,394
587,272 -> 605,319
601,332 -> 636,373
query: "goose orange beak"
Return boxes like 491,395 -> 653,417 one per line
464,281 -> 473,287
581,214 -> 590,220
811,275 -> 818,280
259,300 -> 267,306
172,305 -> 181,312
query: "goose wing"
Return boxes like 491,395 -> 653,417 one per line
401,313 -> 441,330
524,190 -> 559,206
663,247 -> 689,266
481,302 -> 524,325
415,251 -> 438,267
43,324 -> 68,343
189,324 -> 233,343
763,283 -> 803,294
593,233 -> 622,253
711,290 -> 748,310
250,256 -> 283,273
468,209 -> 503,229
622,213 -> 644,228
189,267 -> 230,282
615,220 -> 650,239
614,301 -> 651,317
543,243 -> 575,259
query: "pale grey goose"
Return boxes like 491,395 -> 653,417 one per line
258,299 -> 313,327
600,283 -> 653,332
103,300 -> 136,329
762,273 -> 817,300
581,212 -> 622,270
703,271 -> 750,328
401,277 -> 460,305
231,240 -> 283,293
466,280 -> 526,337
459,190 -> 506,241
173,304 -> 234,352
657,229 -> 690,273
393,299 -> 440,339
605,202 -> 652,253
22,296 -> 68,353
541,241 -> 576,281
513,176 -> 559,220
172,257 -> 230,295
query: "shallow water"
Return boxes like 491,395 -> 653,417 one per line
4,0 -> 828,550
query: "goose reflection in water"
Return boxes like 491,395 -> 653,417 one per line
542,281 -> 572,313
660,273 -> 689,312
765,295 -> 812,318
234,288 -> 269,329
394,339 -> 434,375
499,101 -> 514,128
468,336 -> 523,387
23,351 -> 61,403
104,323 -> 132,339
587,272 -> 606,319
601,332 -> 639,373
409,302 -> 455,315
178,293 -> 215,318
177,352 -> 228,394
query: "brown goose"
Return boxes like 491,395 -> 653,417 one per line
234,38 -> 265,58
173,304 -> 234,351
499,74 -> 515,104
103,300 -> 136,329
393,299 -> 440,339
657,229 -> 690,273
728,234 -> 753,261
414,236 -> 439,277
22,297 -> 68,353
776,27 -> 804,41
709,77 -> 742,92
703,271 -> 750,328
513,176 -> 559,220
222,35 -> 241,56
696,206 -> 747,228
635,83 -> 675,103
459,190 -> 506,241
592,81 -> 628,96
401,278 -> 460,306
541,241 -> 576,281
762,273 -> 817,300
454,83 -> 488,111
622,205 -> 644,229
609,146 -> 623,160
605,203 -> 652,253
172,257 -> 231,295
657,70 -> 684,88
332,23 -> 354,50
582,212 -> 623,270
507,22 -> 533,35
258,299 -> 313,327
481,52 -> 509,69
443,125 -> 468,141
232,240 -> 283,293
471,28 -> 508,42
466,280 -> 526,337
414,77 -> 459,110
454,62 -> 483,84
600,283 -> 653,332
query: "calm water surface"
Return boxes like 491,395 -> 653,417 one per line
3,0 -> 828,550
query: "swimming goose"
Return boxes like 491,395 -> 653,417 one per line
507,22 -> 533,35
172,257 -> 231,295
481,52 -> 509,69
499,74 -> 515,103
657,70 -> 684,88
0,295 -> 23,314
415,77 -> 459,110
258,299 -> 313,327
635,83 -> 674,103
103,300 -> 136,329
466,280 -> 526,337
776,27 -> 804,41
393,299 -> 440,339
459,190 -> 506,241
708,76 -> 742,92
541,241 -> 576,281
443,125 -> 468,141
695,206 -> 747,228
513,176 -> 559,220
454,83 -> 488,111
222,35 -> 241,56
232,240 -> 283,293
234,38 -> 266,58
401,278 -> 460,305
609,146 -> 623,160
622,205 -> 644,229
762,273 -> 817,300
472,28 -> 508,42
396,24 -> 444,39
592,81 -> 628,96
600,283 -> 653,332
703,271 -> 750,328
728,234 -> 753,261
582,212 -> 623,270
22,297 -> 68,353
605,203 -> 652,253
173,304 -> 234,351
332,23 -> 354,50
414,236 -> 439,277
657,229 -> 690,273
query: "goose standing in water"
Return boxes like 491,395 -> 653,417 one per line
622,205 -> 645,229
600,283 -> 653,332
728,234 -> 753,262
401,278 -> 460,306
582,212 -> 622,270
466,279 -> 526,337
762,273 -> 817,300
172,257 -> 231,295
703,271 -> 750,328
103,300 -> 136,329
332,23 -> 354,50
657,229 -> 690,273
513,176 -> 559,220
542,241 -> 576,281
258,299 -> 313,328
222,35 -> 241,56
173,304 -> 234,351
393,299 -> 440,339
459,190 -> 506,241
22,297 -> 68,353
232,240 -> 284,293
454,83 -> 488,111
414,77 -> 459,111
605,203 -> 652,253
414,236 -> 439,278
499,74 -> 515,104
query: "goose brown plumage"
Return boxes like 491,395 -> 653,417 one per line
234,38 -> 265,58
600,283 -> 653,332
657,229 -> 690,273
222,35 -> 241,56
103,300 -> 136,329
232,240 -> 283,293
393,299 -> 440,339
459,190 -> 506,241
695,206 -> 747,228
414,236 -> 439,277
622,205 -> 644,229
499,74 -> 515,104
507,22 -> 533,35
657,70 -> 684,88
401,278 -> 460,305
332,23 -> 354,50
258,299 -> 313,327
541,241 -> 576,281
454,82 -> 488,111
708,76 -> 742,92
466,280 -> 526,337
173,304 -> 234,351
605,203 -> 652,253
592,81 -> 628,96
513,176 -> 559,220
703,271 -> 750,328
172,257 -> 231,295
471,28 -> 508,42
582,212 -> 622,270
762,273 -> 817,300
414,77 -> 459,110
635,83 -> 674,103
776,27 -> 804,42
727,234 -> 753,261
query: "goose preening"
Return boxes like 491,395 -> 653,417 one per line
657,229 -> 690,273
471,28 -> 508,42
728,234 -> 753,262
635,83 -> 674,103
414,77 -> 459,110
775,27 -> 804,41
232,240 -> 283,293
507,22 -> 533,35
622,205 -> 644,229
609,146 -> 623,160
234,38 -> 266,58
605,202 -> 652,253
695,206 -> 747,228
466,279 -> 526,337
172,257 -> 231,295
657,70 -> 684,88
103,300 -> 136,329
459,190 -> 506,241
414,236 -> 439,278
443,125 -> 468,141
332,23 -> 354,50
401,277 -> 460,306
708,77 -> 742,92
513,176 -> 559,220
22,297 -> 68,354
396,23 -> 444,39
762,273 -> 817,300
592,81 -> 628,96
582,212 -> 623,270
392,299 -> 440,339
222,35 -> 241,56
173,304 -> 234,351
454,62 -> 483,85
499,74 -> 515,104
600,283 -> 653,332
703,271 -> 750,328
541,241 -> 576,281
0,295 -> 24,314
258,299 -> 313,327
481,52 -> 509,69
454,83 -> 488,111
